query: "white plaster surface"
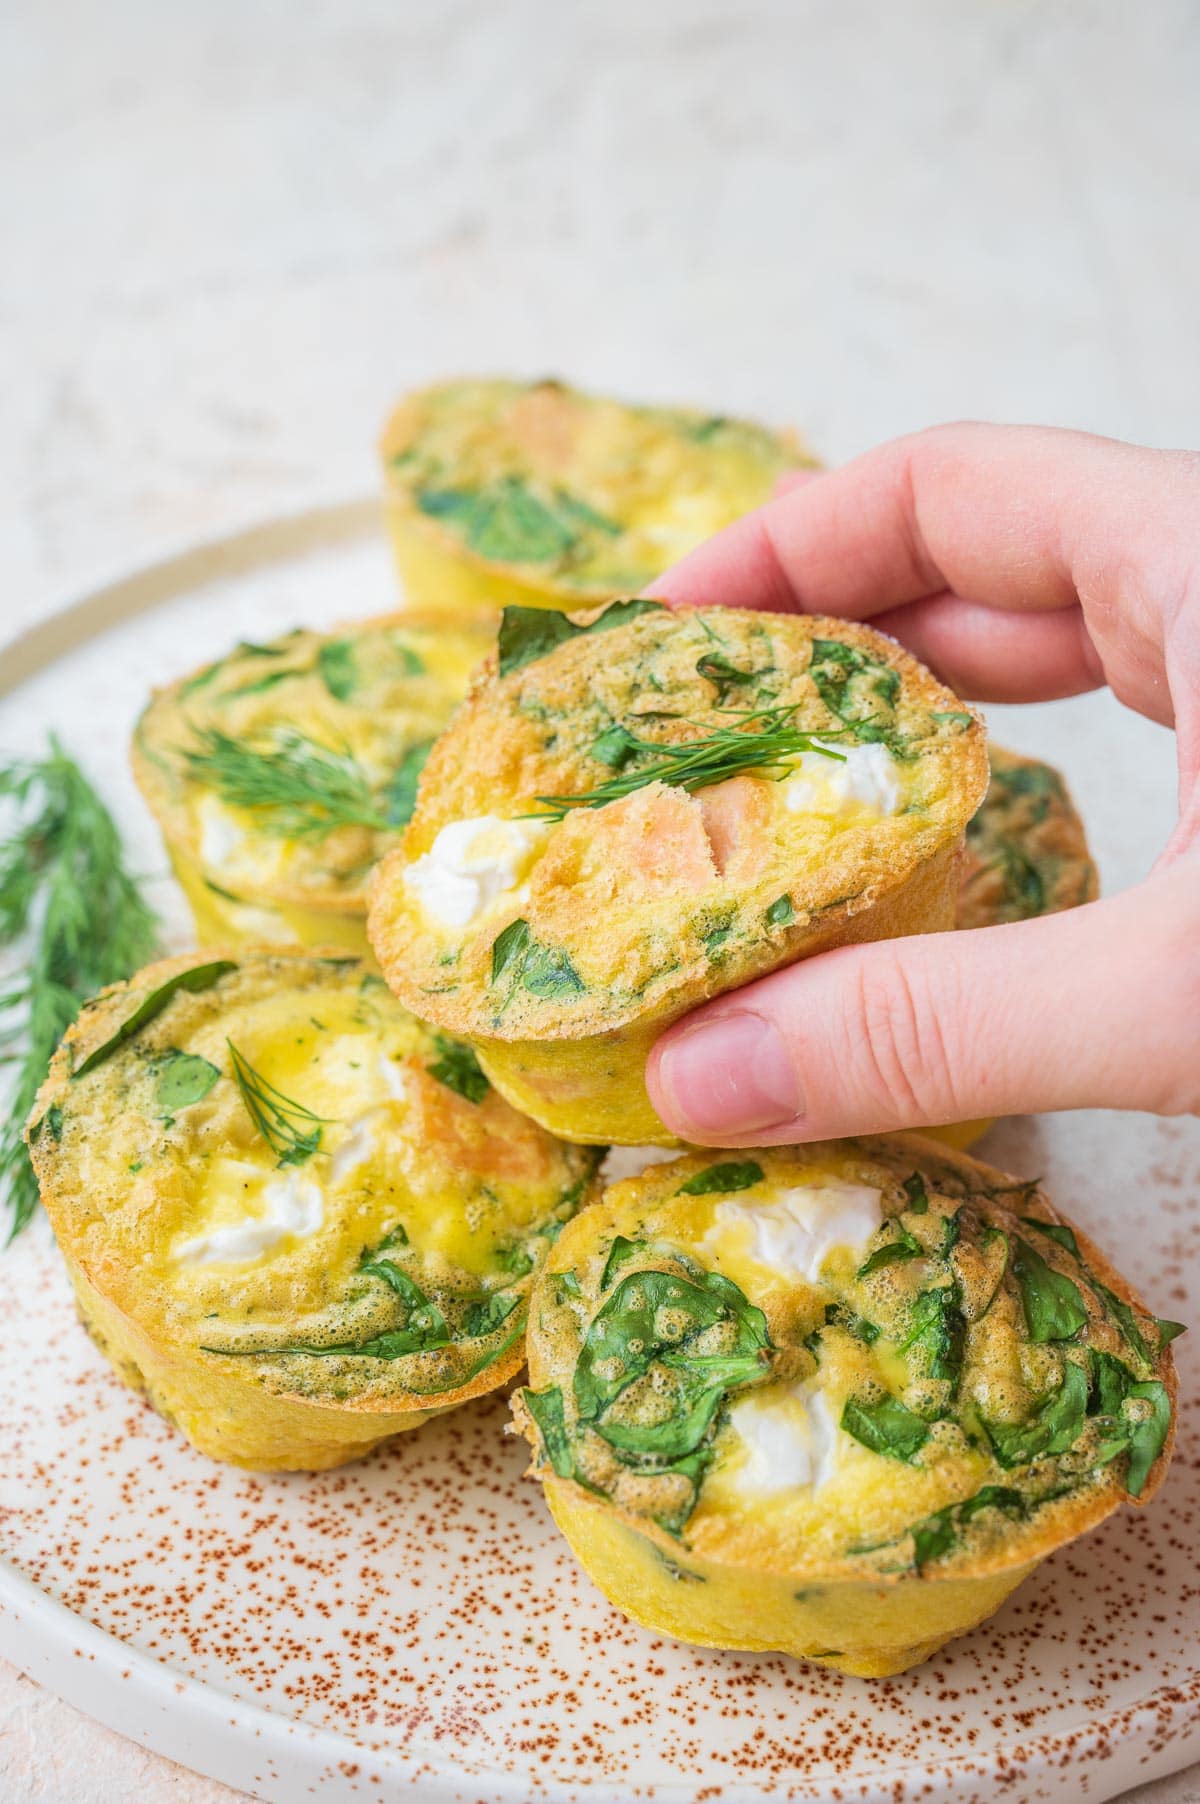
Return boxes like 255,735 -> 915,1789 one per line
1,1 -> 1198,1799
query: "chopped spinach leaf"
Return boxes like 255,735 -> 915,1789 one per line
153,1049 -> 221,1115
384,739 -> 434,829
573,1265 -> 771,1465
317,638 -> 358,701
1091,1279 -> 1153,1369
841,1394 -> 929,1462
984,1359 -> 1089,1467
425,1033 -> 489,1104
857,1221 -> 922,1277
600,1234 -> 645,1292
488,917 -> 584,999
1020,1216 -> 1081,1259
72,960 -> 237,1078
902,1173 -> 930,1214
1124,1380 -> 1173,1496
930,709 -> 975,733
497,598 -> 665,677
900,1282 -> 966,1386
523,1384 -> 575,1479
460,1288 -> 522,1339
30,1103 -> 64,1144
1012,1237 -> 1089,1343
808,638 -> 901,743
765,892 -> 795,927
590,723 -> 639,769
695,651 -> 766,703
677,1160 -> 764,1197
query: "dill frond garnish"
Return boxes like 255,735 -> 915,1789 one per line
181,727 -> 388,840
1,740 -> 158,1238
530,705 -> 844,822
226,1039 -> 329,1166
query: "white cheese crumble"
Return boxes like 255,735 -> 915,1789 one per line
328,1111 -> 380,1183
728,1385 -> 841,1496
707,1181 -> 884,1284
783,742 -> 901,819
403,815 -> 547,928
377,1054 -> 409,1101
197,794 -> 247,869
175,1170 -> 325,1266
599,1145 -> 681,1184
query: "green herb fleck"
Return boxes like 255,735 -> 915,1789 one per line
530,703 -> 844,822
227,1039 -> 328,1166
181,728 -> 387,840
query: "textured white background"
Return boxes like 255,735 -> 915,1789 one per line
2,1 -> 1198,1799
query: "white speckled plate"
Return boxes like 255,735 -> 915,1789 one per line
0,503 -> 1197,1804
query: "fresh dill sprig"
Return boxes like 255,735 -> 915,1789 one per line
181,727 -> 388,840
226,1039 -> 329,1166
530,705 -> 845,822
1,740 -> 159,1238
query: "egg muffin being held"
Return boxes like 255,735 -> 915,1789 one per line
379,377 -> 814,617
368,602 -> 989,1144
26,950 -> 600,1471
514,1137 -> 1181,1678
133,611 -> 493,958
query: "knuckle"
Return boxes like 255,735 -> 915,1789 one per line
837,949 -> 962,1126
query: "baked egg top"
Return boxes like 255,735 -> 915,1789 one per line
517,1138 -> 1180,1579
133,611 -> 493,917
380,377 -> 811,599
368,603 -> 989,1039
27,952 -> 601,1408
959,745 -> 1098,931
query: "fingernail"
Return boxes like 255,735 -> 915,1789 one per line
654,1009 -> 803,1137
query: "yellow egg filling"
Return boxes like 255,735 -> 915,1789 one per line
514,1137 -> 1179,1676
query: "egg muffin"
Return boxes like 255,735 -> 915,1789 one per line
514,1137 -> 1181,1677
368,603 -> 989,1144
379,377 -> 813,616
958,745 -> 1098,932
930,745 -> 1100,1152
132,611 -> 493,958
26,950 -> 601,1471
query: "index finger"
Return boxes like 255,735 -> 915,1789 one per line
649,422 -> 1168,617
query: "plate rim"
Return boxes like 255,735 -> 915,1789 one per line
1,500 -> 1197,1804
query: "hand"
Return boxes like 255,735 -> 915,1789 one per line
644,423 -> 1200,1145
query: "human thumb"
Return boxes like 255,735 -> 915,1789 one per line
646,861 -> 1200,1145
